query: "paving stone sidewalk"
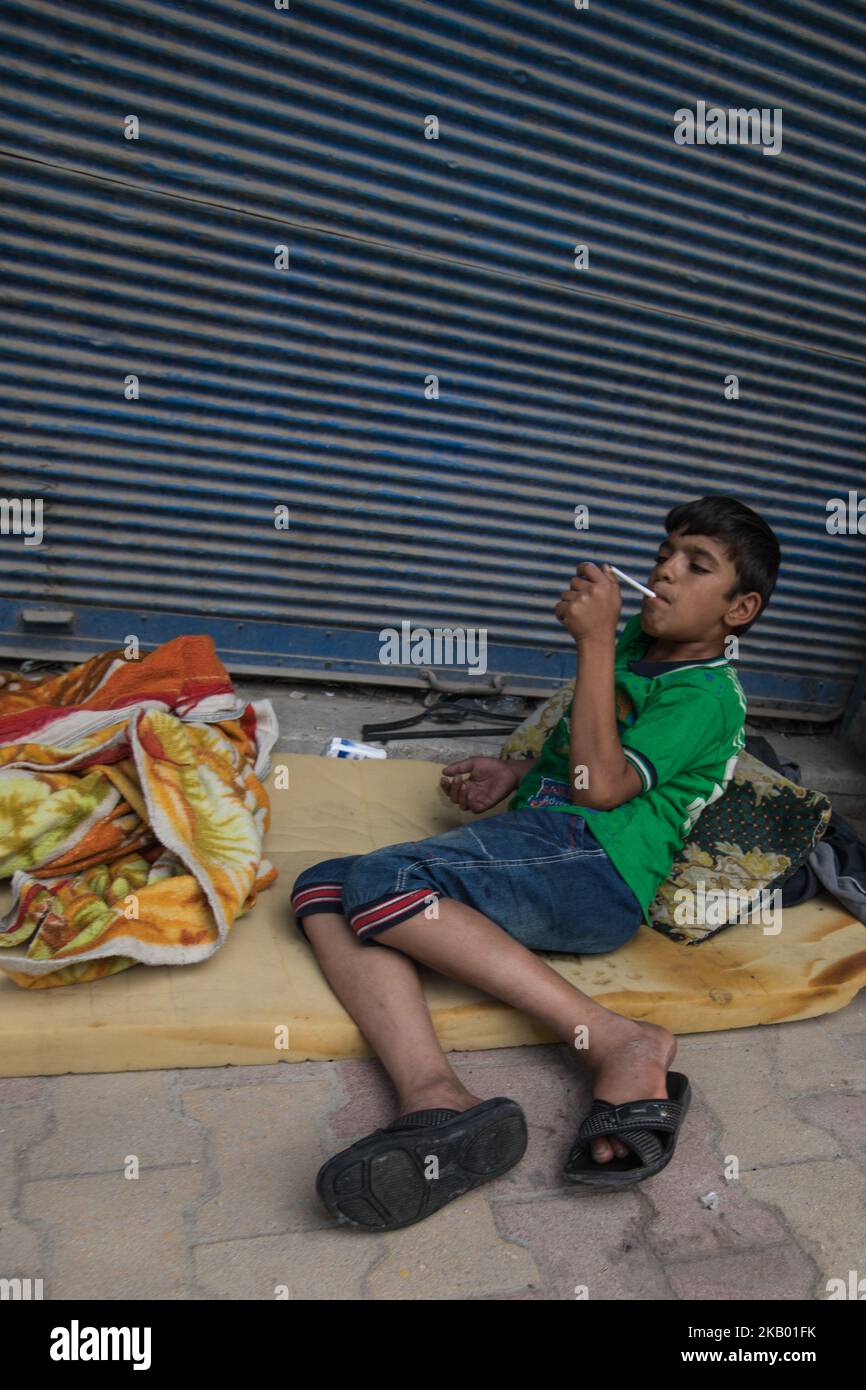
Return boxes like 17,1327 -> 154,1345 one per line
2,997 -> 865,1300
1,681 -> 864,1300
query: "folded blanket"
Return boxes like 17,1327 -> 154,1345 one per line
0,635 -> 278,989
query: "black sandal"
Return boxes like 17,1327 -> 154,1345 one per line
562,1071 -> 691,1191
316,1096 -> 527,1231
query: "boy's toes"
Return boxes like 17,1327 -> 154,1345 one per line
590,1136 -> 631,1162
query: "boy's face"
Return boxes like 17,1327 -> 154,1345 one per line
639,527 -> 761,640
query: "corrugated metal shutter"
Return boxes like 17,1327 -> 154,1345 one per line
1,0 -> 865,714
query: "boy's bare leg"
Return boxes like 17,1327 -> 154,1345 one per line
304,902 -> 673,1163
375,899 -> 677,1163
302,911 -> 486,1117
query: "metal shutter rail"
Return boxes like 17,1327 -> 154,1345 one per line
0,0 -> 864,710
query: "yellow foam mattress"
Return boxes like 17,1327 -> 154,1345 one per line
2,753 -> 864,1077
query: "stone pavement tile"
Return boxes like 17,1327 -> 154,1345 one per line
740,1159 -> 866,1297
0,1098 -> 53,1198
0,1214 -> 41,1273
641,1090 -> 789,1262
175,1059 -> 338,1090
0,1105 -> 51,1274
328,1057 -> 398,1139
665,1243 -> 815,1300
445,1051 -> 591,1196
676,1032 -> 838,1168
182,1076 -> 339,1241
468,1288 -> 548,1299
679,1025 -> 767,1061
832,1030 -> 866,1064
328,1046 -> 568,1145
28,1073 -> 203,1177
0,1078 -> 50,1103
193,1229 -> 384,1299
771,1018 -> 866,1095
447,1043 -> 563,1069
365,1190 -> 540,1299
19,1166 -> 204,1300
495,1192 -> 671,1300
791,1092 -> 866,1164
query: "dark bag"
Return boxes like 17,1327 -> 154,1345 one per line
745,735 -> 866,922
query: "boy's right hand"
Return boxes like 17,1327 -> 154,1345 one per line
439,756 -> 522,813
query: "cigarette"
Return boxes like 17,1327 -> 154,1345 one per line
608,565 -> 658,599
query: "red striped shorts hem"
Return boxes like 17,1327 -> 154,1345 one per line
348,887 -> 442,941
291,883 -> 343,916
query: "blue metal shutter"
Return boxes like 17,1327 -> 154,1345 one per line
1,0 -> 864,713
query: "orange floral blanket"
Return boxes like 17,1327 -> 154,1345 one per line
0,635 -> 278,989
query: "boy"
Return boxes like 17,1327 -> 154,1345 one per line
291,494 -> 781,1231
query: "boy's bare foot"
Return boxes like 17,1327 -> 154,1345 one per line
395,1021 -> 676,1165
396,1079 -> 486,1118
586,1020 -> 677,1164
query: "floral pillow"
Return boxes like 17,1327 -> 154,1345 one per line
499,690 -> 832,944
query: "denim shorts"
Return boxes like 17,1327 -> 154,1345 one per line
290,807 -> 644,955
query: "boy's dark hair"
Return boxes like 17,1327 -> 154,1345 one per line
663,495 -> 781,637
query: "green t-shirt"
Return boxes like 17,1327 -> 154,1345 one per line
508,613 -> 747,921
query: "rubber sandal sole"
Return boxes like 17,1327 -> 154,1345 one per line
316,1096 -> 528,1231
563,1070 -> 692,1192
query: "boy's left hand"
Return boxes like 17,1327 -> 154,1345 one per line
555,562 -> 622,642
